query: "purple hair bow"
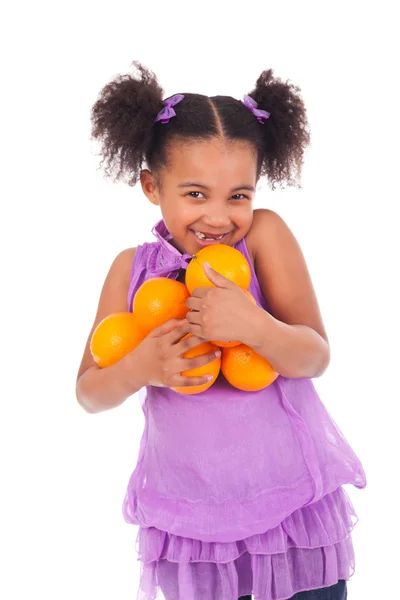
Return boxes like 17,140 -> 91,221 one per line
155,94 -> 185,124
241,95 -> 270,124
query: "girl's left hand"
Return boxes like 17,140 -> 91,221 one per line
185,262 -> 259,343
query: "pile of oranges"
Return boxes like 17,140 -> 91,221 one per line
90,244 -> 279,394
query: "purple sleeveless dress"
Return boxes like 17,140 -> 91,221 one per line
123,220 -> 366,600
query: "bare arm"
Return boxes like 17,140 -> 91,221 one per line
75,247 -> 142,413
76,247 -> 217,413
76,354 -> 148,414
244,209 -> 330,379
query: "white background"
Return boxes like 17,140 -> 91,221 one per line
2,1 -> 399,598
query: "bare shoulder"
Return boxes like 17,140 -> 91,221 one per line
245,208 -> 292,262
100,247 -> 137,300
246,208 -> 287,241
246,209 -> 329,343
76,247 -> 136,381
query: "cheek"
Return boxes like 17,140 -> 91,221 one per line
233,204 -> 253,228
174,202 -> 204,227
160,199 -> 199,232
159,197 -> 183,219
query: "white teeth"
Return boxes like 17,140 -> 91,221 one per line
194,230 -> 224,241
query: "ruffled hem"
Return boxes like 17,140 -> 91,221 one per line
136,487 -> 357,564
136,537 -> 354,600
131,487 -> 357,600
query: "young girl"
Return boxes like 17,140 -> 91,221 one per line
76,61 -> 366,600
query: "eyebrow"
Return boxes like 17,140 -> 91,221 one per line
177,182 -> 256,192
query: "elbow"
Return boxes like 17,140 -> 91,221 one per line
316,340 -> 331,377
75,379 -> 96,414
299,340 -> 331,379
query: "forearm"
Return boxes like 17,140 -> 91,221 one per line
243,307 -> 330,379
76,351 -> 146,414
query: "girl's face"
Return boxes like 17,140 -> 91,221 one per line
141,137 -> 258,256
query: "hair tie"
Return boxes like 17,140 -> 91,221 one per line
155,94 -> 185,124
241,95 -> 270,124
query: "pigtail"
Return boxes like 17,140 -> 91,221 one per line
90,61 -> 164,186
249,69 -> 311,189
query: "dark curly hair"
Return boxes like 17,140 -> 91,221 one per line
90,61 -> 311,190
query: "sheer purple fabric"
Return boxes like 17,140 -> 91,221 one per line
123,220 -> 366,600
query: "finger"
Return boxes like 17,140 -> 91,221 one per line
186,296 -> 201,310
152,318 -> 185,337
176,333 -> 209,354
180,349 -> 220,371
187,323 -> 204,337
173,373 -> 216,388
186,310 -> 201,325
203,262 -> 233,289
190,286 -> 209,298
165,319 -> 191,344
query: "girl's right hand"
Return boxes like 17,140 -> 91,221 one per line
130,319 -> 220,389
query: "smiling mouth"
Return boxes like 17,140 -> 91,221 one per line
192,230 -> 230,241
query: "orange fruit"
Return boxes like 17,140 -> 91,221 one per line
185,244 -> 251,295
90,312 -> 145,368
133,277 -> 190,334
221,344 -> 279,391
212,290 -> 257,347
173,334 -> 221,395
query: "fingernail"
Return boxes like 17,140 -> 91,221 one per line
206,375 -> 214,381
215,350 -> 221,358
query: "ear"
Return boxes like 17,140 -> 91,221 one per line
140,169 -> 160,206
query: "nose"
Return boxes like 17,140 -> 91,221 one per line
202,201 -> 231,229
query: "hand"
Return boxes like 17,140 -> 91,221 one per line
186,263 -> 259,344
132,318 -> 220,389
